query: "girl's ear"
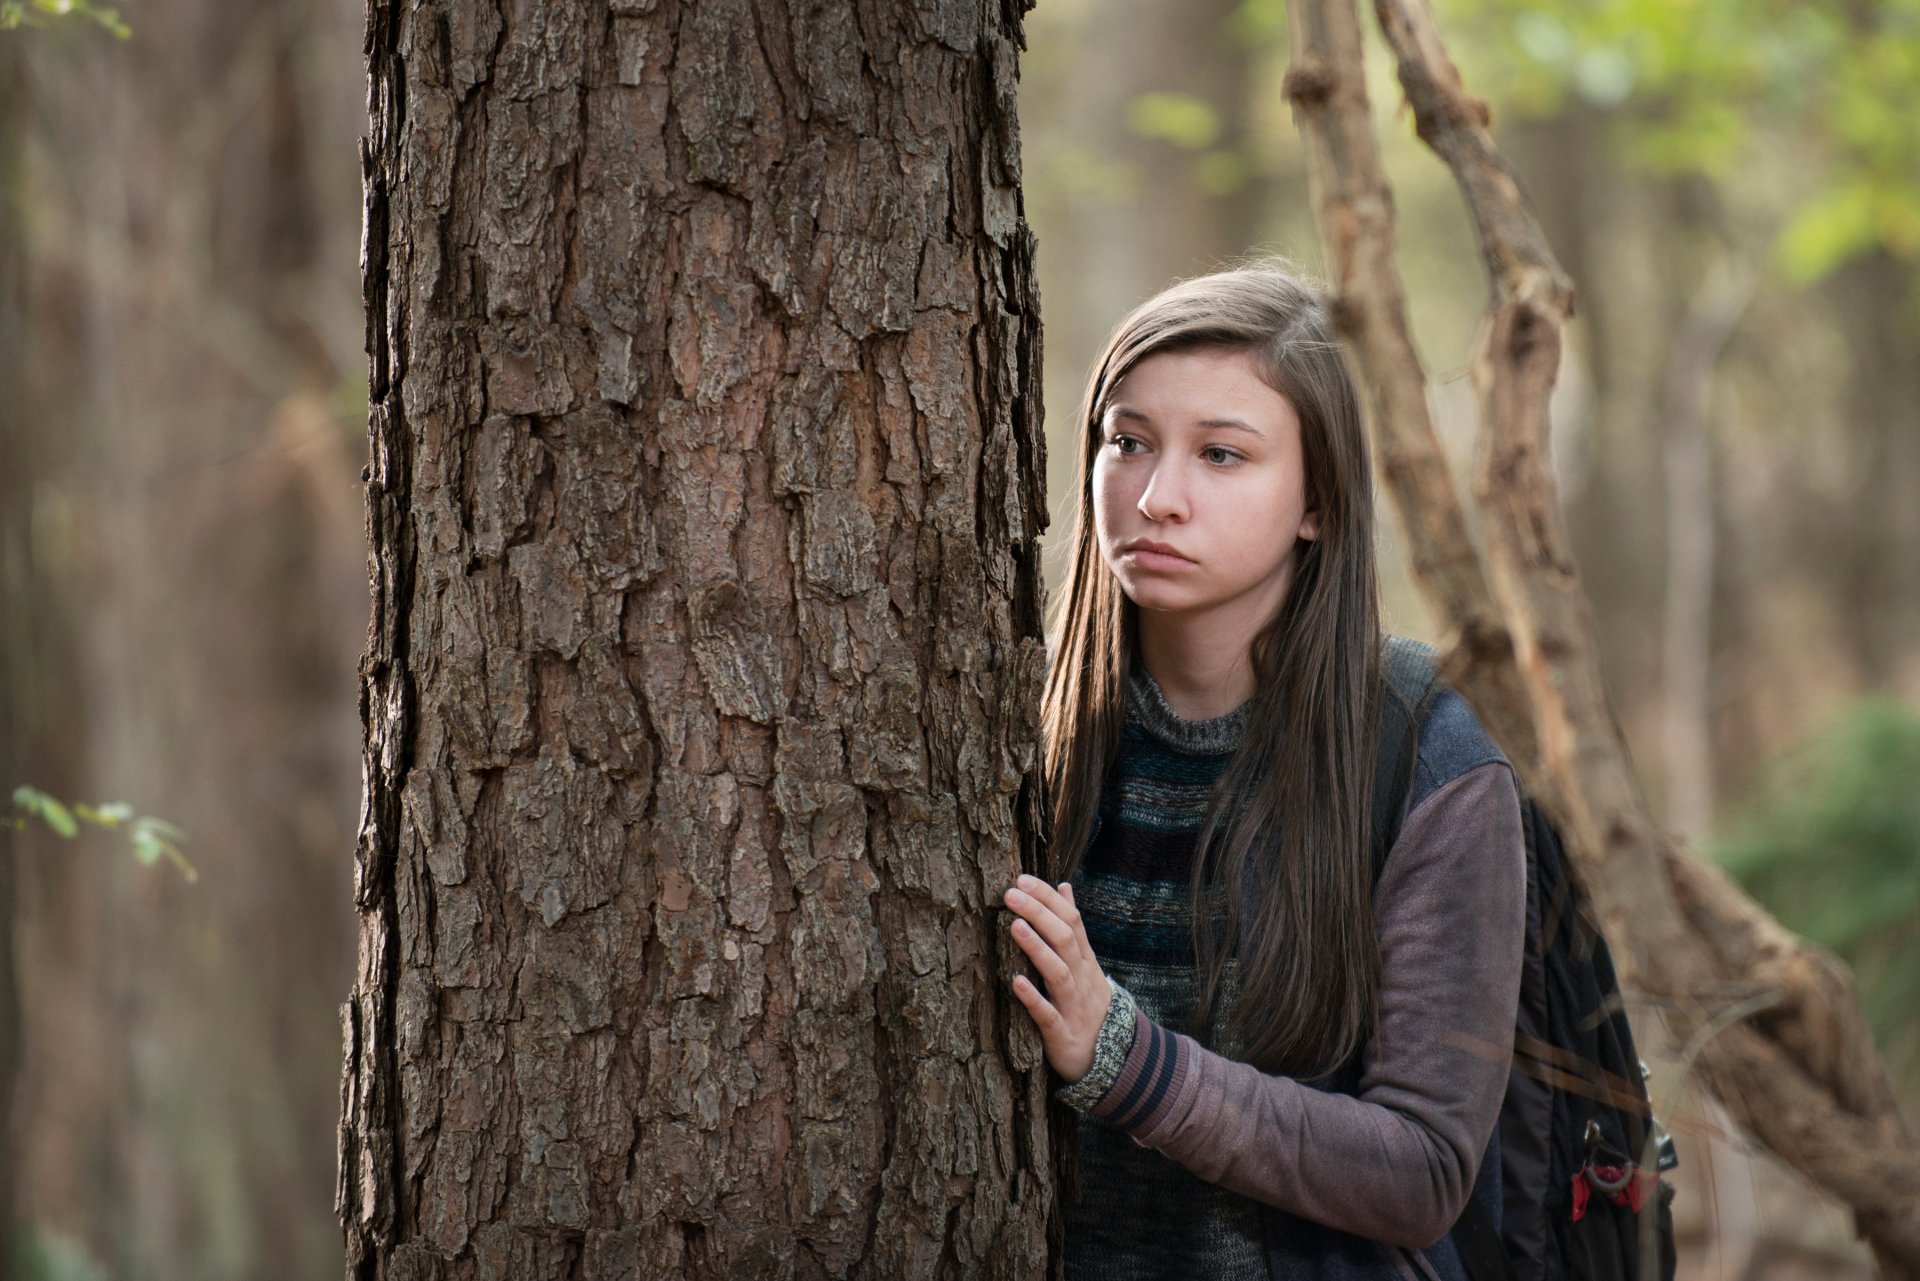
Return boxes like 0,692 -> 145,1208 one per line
1299,510 -> 1322,542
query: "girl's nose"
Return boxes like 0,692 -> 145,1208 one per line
1137,462 -> 1189,522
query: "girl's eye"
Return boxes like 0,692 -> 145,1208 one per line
1203,446 -> 1240,466
1109,434 -> 1142,455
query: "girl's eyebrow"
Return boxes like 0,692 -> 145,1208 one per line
1107,405 -> 1264,436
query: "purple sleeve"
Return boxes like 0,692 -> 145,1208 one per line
1083,761 -> 1526,1248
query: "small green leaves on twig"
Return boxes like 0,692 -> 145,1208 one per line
0,0 -> 131,38
7,786 -> 197,881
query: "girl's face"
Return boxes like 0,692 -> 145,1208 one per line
1092,346 -> 1320,626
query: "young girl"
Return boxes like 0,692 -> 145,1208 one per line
1004,263 -> 1527,1280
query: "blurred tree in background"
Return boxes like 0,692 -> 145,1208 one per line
2,1 -> 366,1278
0,0 -> 1914,1276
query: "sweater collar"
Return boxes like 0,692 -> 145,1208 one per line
1126,664 -> 1250,754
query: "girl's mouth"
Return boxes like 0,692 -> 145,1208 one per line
1122,546 -> 1195,569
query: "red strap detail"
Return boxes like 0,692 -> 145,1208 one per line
1573,1162 -> 1649,1222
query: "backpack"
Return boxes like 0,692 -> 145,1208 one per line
1370,636 -> 1679,1281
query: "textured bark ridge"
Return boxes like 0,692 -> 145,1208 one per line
343,2 -> 1055,1277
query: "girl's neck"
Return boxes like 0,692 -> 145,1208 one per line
1135,616 -> 1257,721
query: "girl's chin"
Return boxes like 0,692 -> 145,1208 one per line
1121,587 -> 1207,614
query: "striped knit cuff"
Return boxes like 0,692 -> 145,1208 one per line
1085,1009 -> 1187,1136
1055,979 -> 1137,1112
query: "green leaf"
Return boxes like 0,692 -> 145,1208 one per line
40,796 -> 77,838
9,783 -> 194,880
79,801 -> 134,827
16,787 -> 80,838
134,817 -> 187,842
15,786 -> 83,837
127,816 -> 195,880
130,829 -> 163,866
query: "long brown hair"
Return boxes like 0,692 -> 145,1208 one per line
1041,260 -> 1384,1080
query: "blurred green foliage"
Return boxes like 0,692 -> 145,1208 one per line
14,1228 -> 109,1281
1041,145 -> 1142,204
1440,0 -> 1920,282
1126,91 -> 1253,196
1129,91 -> 1224,149
1228,0 -> 1290,47
1710,701 -> 1920,1094
1088,0 -> 1920,279
0,0 -> 128,38
8,785 -> 195,880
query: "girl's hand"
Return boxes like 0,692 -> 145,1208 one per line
1003,874 -> 1111,1083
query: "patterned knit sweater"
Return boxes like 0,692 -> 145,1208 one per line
1058,663 -> 1526,1281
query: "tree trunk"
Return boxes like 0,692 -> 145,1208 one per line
1830,250 -> 1920,689
1658,259 -> 1748,841
341,2 -> 1056,1278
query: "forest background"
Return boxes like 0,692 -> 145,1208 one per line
2,0 -> 1917,1278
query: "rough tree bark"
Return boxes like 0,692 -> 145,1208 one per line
341,2 -> 1056,1279
1284,0 -> 1920,1272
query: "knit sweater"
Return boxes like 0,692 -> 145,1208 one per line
1059,662 -> 1526,1281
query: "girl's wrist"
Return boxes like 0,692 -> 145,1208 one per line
1056,979 -> 1138,1112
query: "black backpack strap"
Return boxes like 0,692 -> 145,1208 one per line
1371,635 -> 1445,878
1372,638 -> 1516,1281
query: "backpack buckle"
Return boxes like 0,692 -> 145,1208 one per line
1581,1120 -> 1636,1193
1581,1120 -> 1625,1163
1573,1121 -> 1646,1223
1582,1161 -> 1636,1196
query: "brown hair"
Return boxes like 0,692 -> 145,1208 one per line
1041,259 -> 1384,1079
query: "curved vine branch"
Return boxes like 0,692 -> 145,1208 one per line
1285,0 -> 1920,1270
1277,0 -> 1536,772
